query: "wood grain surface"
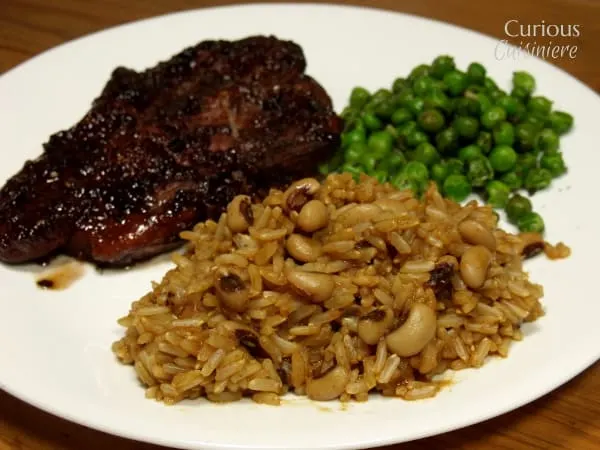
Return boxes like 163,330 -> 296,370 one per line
1,1 -> 599,449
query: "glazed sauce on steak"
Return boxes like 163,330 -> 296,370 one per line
0,36 -> 342,266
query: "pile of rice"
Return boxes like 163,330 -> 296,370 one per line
112,173 -> 569,405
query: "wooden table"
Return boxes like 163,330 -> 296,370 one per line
1,0 -> 599,449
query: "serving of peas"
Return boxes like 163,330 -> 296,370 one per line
321,55 -> 574,234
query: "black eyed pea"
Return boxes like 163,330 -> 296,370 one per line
460,245 -> 492,289
286,234 -> 322,262
286,269 -> 335,303
234,328 -> 270,359
458,219 -> 496,251
519,232 -> 545,259
306,365 -> 350,401
385,303 -> 437,357
214,272 -> 249,312
357,307 -> 394,345
226,195 -> 253,233
297,200 -> 329,232
283,178 -> 321,212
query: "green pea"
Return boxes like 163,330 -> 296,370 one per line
391,173 -> 421,194
528,96 -> 553,116
398,90 -> 416,108
350,87 -> 371,109
407,97 -> 425,116
392,77 -> 410,93
489,145 -> 518,172
423,89 -> 452,114
341,162 -> 363,181
523,114 -> 547,131
435,127 -> 459,154
465,84 -> 485,95
458,144 -> 483,163
344,142 -> 367,162
515,123 -> 537,153
443,70 -> 468,97
368,130 -> 394,159
445,158 -> 465,176
454,97 -> 481,117
375,97 -> 398,119
372,88 -> 392,103
362,103 -> 376,115
493,122 -> 515,146
547,110 -> 574,135
340,106 -> 358,121
406,130 -> 429,148
535,128 -> 560,153
517,212 -> 545,233
431,79 -> 447,92
380,150 -> 407,172
475,131 -> 493,154
365,92 -> 388,114
344,115 -> 364,134
333,64 -> 571,216
430,55 -> 455,79
403,160 -> 429,183
443,174 -> 472,202
454,116 -> 479,139
409,64 -> 431,81
481,106 -> 507,130
355,116 -> 367,128
472,92 -> 492,113
360,153 -> 378,172
397,121 -> 418,139
431,162 -> 449,185
413,76 -> 435,96
501,171 -> 523,191
467,62 -> 486,85
516,153 -> 538,174
506,194 -> 533,223
540,152 -> 567,177
484,77 -> 499,92
485,180 -> 511,208
412,142 -> 440,166
524,167 -> 552,192
512,71 -> 536,95
510,86 -> 531,101
418,109 -> 446,133
385,123 -> 400,139
341,126 -> 366,148
390,108 -> 413,126
467,157 -> 494,188
370,169 -> 388,184
490,86 -> 507,98
496,95 -> 520,116
360,112 -> 381,131
488,89 -> 506,103
391,92 -> 404,106
509,102 -> 528,123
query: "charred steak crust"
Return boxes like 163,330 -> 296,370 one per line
0,36 -> 342,266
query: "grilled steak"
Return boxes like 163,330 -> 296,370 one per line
0,36 -> 342,266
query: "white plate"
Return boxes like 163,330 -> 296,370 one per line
0,4 -> 599,450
